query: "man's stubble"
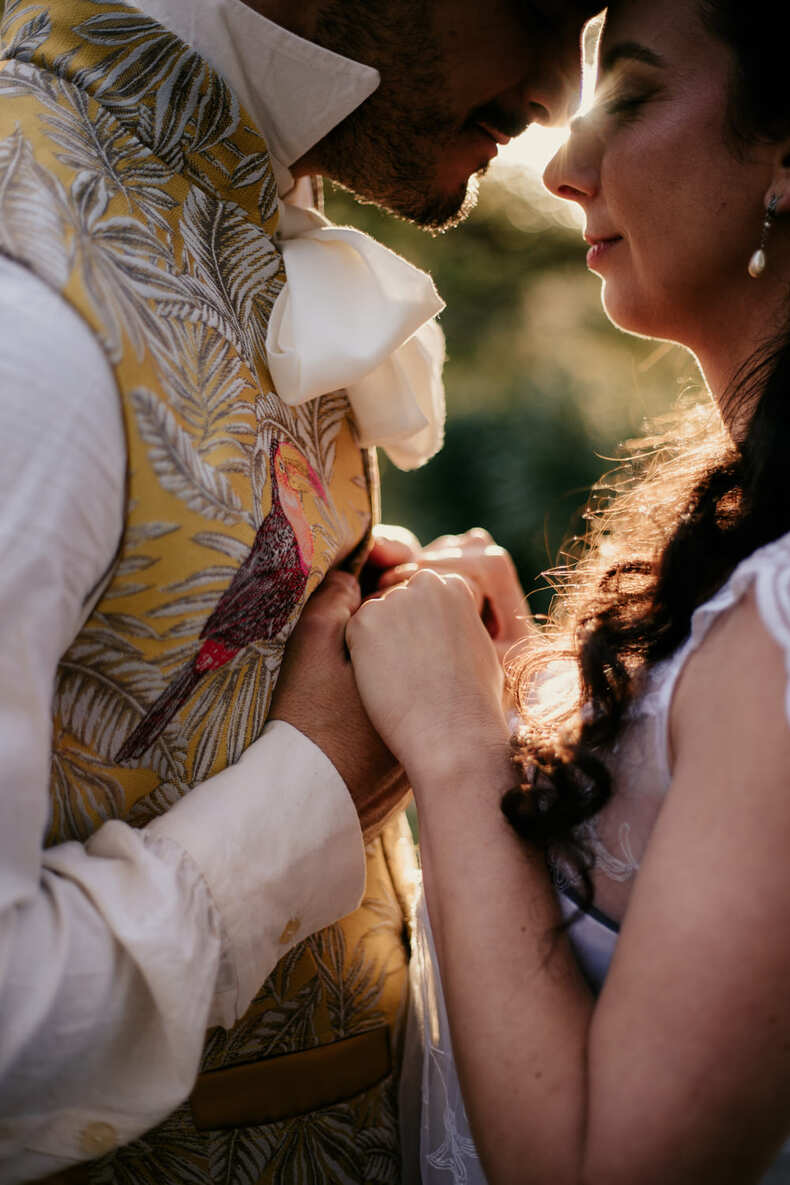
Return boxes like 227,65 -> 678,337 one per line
310,0 -> 483,231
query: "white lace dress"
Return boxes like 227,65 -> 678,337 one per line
401,532 -> 790,1185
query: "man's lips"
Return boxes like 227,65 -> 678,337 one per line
466,101 -> 530,151
475,120 -> 513,147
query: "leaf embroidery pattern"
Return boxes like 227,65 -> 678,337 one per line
72,8 -> 239,173
89,1101 -> 209,1185
309,926 -> 393,1040
151,320 -> 251,451
43,80 -> 178,230
55,624 -> 188,780
2,8 -> 50,62
159,187 -> 282,374
131,387 -> 244,526
69,168 -> 177,360
0,123 -> 71,287
49,743 -> 126,844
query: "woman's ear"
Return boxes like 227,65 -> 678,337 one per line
768,142 -> 790,216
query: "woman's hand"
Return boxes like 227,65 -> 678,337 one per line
375,527 -> 533,663
269,570 -> 410,840
345,568 -> 511,789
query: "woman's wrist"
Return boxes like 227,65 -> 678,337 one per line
406,718 -> 514,804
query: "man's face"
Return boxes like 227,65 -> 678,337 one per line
301,0 -> 600,230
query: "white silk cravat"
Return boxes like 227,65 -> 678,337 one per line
266,203 -> 446,471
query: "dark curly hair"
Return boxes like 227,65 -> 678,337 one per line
502,0 -> 790,903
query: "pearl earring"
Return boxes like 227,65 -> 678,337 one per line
748,194 -> 778,278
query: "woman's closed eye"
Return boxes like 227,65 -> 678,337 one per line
604,90 -> 651,118
593,76 -> 661,122
592,58 -> 665,125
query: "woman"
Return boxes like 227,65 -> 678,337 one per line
276,0 -> 790,1180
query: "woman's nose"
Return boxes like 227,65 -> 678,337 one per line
542,117 -> 599,204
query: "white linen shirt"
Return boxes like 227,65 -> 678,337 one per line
0,4 -> 380,1180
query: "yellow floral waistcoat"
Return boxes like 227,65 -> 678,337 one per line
0,1 -> 416,1180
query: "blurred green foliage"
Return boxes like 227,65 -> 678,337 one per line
326,163 -> 698,616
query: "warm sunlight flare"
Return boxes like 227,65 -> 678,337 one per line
499,124 -> 570,177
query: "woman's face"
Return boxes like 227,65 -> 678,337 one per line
543,0 -> 780,358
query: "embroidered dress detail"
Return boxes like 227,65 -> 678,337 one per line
410,896 -> 487,1185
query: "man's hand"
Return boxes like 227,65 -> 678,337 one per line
359,523 -> 422,598
269,570 -> 411,841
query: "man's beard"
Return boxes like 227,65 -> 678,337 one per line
315,101 -> 483,232
311,0 -> 482,231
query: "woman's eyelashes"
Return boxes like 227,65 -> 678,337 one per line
604,91 -> 650,118
592,65 -> 664,124
595,79 -> 661,123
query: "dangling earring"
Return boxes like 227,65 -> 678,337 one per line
748,194 -> 779,277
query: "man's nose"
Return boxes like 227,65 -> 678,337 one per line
499,54 -> 580,133
542,116 -> 599,202
527,3 -> 605,125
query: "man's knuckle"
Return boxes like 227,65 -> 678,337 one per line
325,569 -> 357,594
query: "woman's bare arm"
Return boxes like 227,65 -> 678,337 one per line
348,576 -> 790,1185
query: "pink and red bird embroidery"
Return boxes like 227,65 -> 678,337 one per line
116,439 -> 326,762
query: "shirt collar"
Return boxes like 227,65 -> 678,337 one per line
133,0 -> 380,194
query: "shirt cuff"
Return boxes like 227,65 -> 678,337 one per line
148,720 -> 366,1023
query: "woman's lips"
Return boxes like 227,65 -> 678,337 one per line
585,235 -> 623,270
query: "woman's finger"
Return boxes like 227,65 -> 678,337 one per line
366,523 -> 422,569
375,548 -> 529,644
376,560 -> 486,614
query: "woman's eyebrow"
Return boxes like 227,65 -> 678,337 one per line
600,40 -> 667,74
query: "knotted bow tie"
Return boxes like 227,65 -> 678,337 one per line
266,203 -> 446,471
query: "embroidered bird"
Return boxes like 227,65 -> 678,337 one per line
116,438 -> 327,762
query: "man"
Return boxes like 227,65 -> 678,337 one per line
0,0 -> 595,1180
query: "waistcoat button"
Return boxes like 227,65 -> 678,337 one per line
80,1121 -> 118,1157
278,916 -> 301,944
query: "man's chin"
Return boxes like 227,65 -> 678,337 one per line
377,173 -> 481,234
419,175 -> 481,233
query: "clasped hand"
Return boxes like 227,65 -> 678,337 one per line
269,525 -> 531,832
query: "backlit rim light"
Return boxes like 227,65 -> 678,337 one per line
500,13 -> 603,177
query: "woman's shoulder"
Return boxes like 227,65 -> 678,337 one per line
645,530 -> 790,693
669,532 -> 790,756
686,530 -> 790,664
665,575 -> 790,861
636,531 -> 790,769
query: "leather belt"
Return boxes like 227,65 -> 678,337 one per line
33,1025 -> 393,1182
190,1025 -> 392,1129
